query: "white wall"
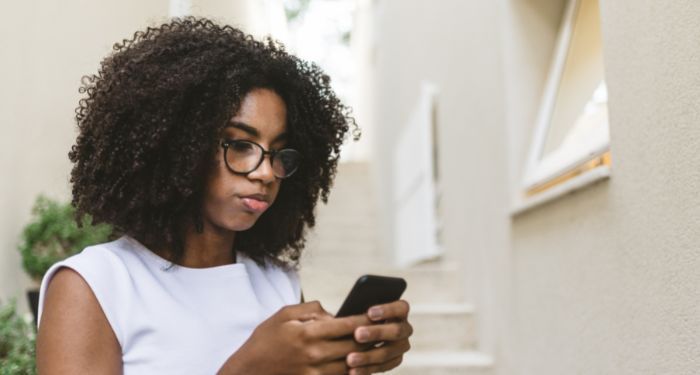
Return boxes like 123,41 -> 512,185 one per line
368,0 -> 515,359
0,0 -> 170,314
370,0 -> 700,373
370,0 -> 508,297
0,0 -> 278,314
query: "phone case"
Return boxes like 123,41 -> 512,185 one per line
335,275 -> 407,317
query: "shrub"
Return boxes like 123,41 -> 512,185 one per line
0,299 -> 35,375
18,195 -> 112,282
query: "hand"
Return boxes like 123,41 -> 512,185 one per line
346,300 -> 413,375
218,301 -> 372,375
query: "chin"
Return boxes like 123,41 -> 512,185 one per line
226,215 -> 261,232
207,210 -> 263,233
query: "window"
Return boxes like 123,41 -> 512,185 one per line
515,0 -> 611,213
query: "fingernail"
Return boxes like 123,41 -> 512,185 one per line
348,353 -> 362,366
368,306 -> 383,320
356,327 -> 370,342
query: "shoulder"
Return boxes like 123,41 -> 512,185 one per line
40,238 -> 135,287
63,237 -> 136,272
36,267 -> 122,374
37,237 -> 140,341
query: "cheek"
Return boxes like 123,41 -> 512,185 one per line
201,164 -> 240,218
204,165 -> 232,203
201,187 -> 229,224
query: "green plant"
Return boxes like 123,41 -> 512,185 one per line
0,299 -> 36,375
18,195 -> 112,282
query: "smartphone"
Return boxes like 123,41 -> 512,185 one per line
335,275 -> 407,317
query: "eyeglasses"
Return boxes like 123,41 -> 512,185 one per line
220,139 -> 301,179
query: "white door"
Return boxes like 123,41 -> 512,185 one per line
393,82 -> 442,267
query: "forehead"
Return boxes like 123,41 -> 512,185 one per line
226,88 -> 287,140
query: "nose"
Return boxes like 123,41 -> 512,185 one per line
247,154 -> 276,184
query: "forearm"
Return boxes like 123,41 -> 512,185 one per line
216,351 -> 250,375
217,341 -> 273,375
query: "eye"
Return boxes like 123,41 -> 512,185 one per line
231,141 -> 255,153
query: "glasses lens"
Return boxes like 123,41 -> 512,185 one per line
226,140 -> 262,173
272,149 -> 301,178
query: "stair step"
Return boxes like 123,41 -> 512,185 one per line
299,267 -> 477,353
306,232 -> 379,248
409,303 -> 477,351
299,162 -> 486,372
300,258 -> 466,305
390,350 -> 494,375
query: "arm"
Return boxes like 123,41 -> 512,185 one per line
36,267 -> 122,374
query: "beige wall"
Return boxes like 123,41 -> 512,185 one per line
0,0 -> 170,313
370,0 -> 509,302
0,0 -> 273,314
507,0 -> 700,373
371,0 -> 700,373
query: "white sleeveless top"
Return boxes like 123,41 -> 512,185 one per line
37,236 -> 301,374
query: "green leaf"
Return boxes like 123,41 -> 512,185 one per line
0,299 -> 36,375
18,195 -> 113,280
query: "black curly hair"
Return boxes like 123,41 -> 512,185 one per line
69,17 -> 358,268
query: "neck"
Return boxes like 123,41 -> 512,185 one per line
157,222 -> 237,268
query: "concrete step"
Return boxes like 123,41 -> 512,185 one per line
299,258 -> 466,305
306,230 -> 378,248
300,162 -> 488,372
303,235 -> 380,258
311,216 -> 379,230
303,244 -> 380,258
390,350 -> 494,375
409,303 -> 476,351
391,262 -> 465,305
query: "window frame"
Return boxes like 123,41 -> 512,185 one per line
513,0 -> 611,215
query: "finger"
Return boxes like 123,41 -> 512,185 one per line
306,338 -> 367,364
312,358 -> 350,375
276,301 -> 332,321
299,311 -> 334,323
349,354 -> 404,375
366,299 -> 410,322
346,339 -> 409,368
354,321 -> 413,343
306,314 -> 373,340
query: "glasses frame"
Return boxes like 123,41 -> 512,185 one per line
220,139 -> 300,179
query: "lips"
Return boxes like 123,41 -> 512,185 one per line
240,194 -> 270,213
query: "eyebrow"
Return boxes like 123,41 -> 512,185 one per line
226,121 -> 288,143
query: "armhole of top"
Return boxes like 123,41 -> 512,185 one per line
38,263 -> 124,349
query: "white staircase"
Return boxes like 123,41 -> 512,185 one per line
299,162 -> 494,375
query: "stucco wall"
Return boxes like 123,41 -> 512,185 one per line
0,0 -> 272,313
508,1 -> 700,374
0,0 -> 170,313
371,0 -> 700,373
370,0 -> 508,305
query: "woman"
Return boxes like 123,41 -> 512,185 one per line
36,17 -> 412,374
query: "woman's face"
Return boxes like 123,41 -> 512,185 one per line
201,88 -> 288,233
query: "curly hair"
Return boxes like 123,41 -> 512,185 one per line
69,17 -> 358,268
